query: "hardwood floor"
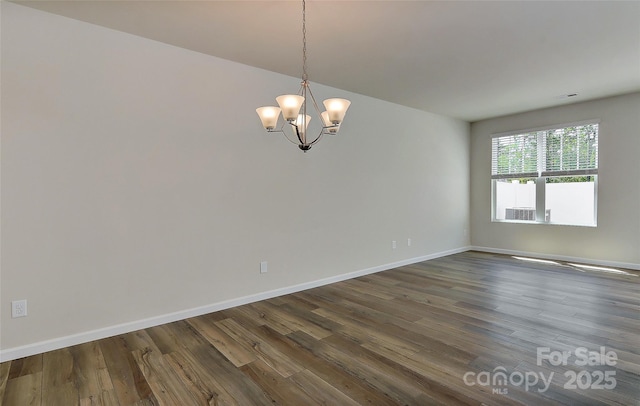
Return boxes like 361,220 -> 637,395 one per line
1,251 -> 638,405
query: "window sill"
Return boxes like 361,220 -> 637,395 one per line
491,219 -> 597,228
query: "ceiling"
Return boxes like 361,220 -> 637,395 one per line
13,0 -> 640,122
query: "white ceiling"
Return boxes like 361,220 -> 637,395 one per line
14,0 -> 640,122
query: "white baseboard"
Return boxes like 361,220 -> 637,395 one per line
0,246 -> 470,362
470,245 -> 640,271
4,245 -> 634,362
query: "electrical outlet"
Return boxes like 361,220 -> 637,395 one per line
12,300 -> 27,318
392,240 -> 397,250
407,238 -> 412,247
260,261 -> 268,274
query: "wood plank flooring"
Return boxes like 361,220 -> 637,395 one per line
1,251 -> 639,405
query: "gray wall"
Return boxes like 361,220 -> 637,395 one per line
1,3 -> 470,356
470,92 -> 640,268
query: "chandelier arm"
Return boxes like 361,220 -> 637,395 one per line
268,122 -> 302,146
277,128 -> 304,146
321,126 -> 338,135
295,125 -> 305,145
305,81 -> 334,134
306,130 -> 325,147
305,82 -> 325,120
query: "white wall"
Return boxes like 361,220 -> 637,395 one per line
0,3 -> 470,358
471,92 -> 640,267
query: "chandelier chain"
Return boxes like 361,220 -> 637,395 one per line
302,0 -> 307,82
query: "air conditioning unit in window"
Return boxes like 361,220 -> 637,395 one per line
505,207 -> 536,221
505,208 -> 551,222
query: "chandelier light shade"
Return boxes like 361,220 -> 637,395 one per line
255,106 -> 281,130
276,95 -> 305,121
256,0 -> 351,152
323,98 -> 351,124
293,114 -> 312,137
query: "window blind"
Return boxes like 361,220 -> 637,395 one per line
491,133 -> 539,179
541,124 -> 598,177
492,123 -> 598,179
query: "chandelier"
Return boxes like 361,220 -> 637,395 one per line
256,0 -> 351,152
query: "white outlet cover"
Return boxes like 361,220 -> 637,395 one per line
11,300 -> 27,318
260,261 -> 268,273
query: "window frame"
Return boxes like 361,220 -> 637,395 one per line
491,119 -> 599,227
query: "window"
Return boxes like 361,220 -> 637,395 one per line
491,121 -> 598,226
